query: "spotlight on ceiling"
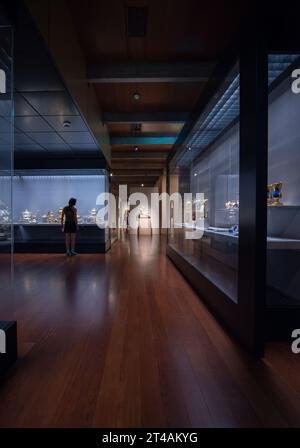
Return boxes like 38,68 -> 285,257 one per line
63,120 -> 71,128
133,92 -> 141,100
141,183 -> 144,187
188,146 -> 192,151
110,173 -> 113,177
134,146 -> 139,151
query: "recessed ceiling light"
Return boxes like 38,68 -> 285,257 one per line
134,146 -> 139,151
63,120 -> 71,128
194,173 -> 197,177
133,92 -> 141,100
110,173 -> 113,177
188,146 -> 192,151
141,183 -> 144,187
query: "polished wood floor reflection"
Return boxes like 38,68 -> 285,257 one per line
0,235 -> 300,428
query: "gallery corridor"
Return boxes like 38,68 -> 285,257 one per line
0,236 -> 299,428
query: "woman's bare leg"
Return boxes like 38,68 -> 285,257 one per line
70,233 -> 76,252
65,233 -> 71,252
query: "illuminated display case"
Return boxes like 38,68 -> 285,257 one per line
167,53 -> 300,352
11,169 -> 111,253
266,54 -> 300,337
168,65 -> 240,304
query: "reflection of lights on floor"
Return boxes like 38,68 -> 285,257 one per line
108,292 -> 116,313
24,277 -> 32,291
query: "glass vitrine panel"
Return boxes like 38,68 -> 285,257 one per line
267,54 -> 300,311
168,65 -> 240,303
0,26 -> 13,319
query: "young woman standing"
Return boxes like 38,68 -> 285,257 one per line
61,197 -> 78,256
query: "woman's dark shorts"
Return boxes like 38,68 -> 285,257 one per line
64,222 -> 77,233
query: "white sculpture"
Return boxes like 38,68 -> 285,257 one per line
0,329 -> 6,354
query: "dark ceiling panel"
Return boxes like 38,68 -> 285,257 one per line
14,133 -> 36,145
15,144 -> 45,151
15,116 -> 53,132
14,21 -> 64,92
0,116 -> 9,132
14,92 -> 38,116
70,144 -> 99,151
21,91 -> 79,116
59,132 -> 95,144
11,2 -> 107,164
27,132 -> 65,145
0,100 -> 11,117
40,143 -> 72,151
0,133 -> 10,144
44,115 -> 88,132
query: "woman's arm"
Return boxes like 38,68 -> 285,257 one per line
60,209 -> 66,232
74,207 -> 78,228
61,208 -> 65,228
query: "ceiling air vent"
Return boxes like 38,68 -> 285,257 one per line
126,6 -> 147,38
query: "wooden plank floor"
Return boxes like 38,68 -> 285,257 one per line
0,235 -> 300,428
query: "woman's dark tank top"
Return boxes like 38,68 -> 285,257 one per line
63,206 -> 76,223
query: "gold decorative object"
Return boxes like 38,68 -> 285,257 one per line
267,184 -> 273,206
47,211 -> 55,223
271,182 -> 284,206
58,208 -> 63,222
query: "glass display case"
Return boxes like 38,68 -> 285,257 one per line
11,169 -> 111,253
266,54 -> 300,337
167,53 -> 300,350
0,26 -> 13,322
168,65 -> 240,303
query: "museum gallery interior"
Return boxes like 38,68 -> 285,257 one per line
1,0 -> 300,429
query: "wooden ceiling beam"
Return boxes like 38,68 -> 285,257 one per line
112,169 -> 164,176
88,61 -> 215,83
110,136 -> 177,145
111,179 -> 159,185
111,162 -> 165,170
103,111 -> 189,123
112,152 -> 167,159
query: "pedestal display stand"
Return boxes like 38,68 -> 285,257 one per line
0,321 -> 17,377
